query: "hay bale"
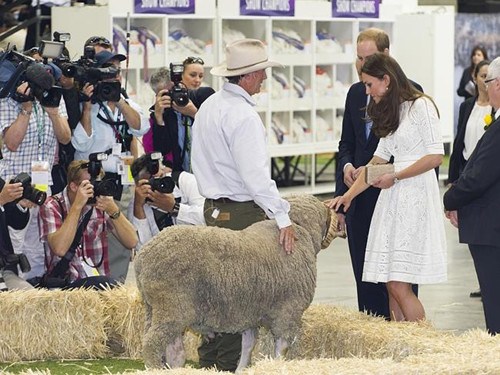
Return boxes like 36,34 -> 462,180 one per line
0,289 -> 108,362
100,286 -> 201,361
289,304 -> 458,360
100,285 -> 145,358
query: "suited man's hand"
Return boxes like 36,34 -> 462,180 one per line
445,210 -> 459,228
344,165 -> 356,187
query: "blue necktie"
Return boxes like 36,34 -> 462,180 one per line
365,120 -> 372,139
365,96 -> 372,139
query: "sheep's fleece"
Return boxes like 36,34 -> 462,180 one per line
135,194 -> 340,370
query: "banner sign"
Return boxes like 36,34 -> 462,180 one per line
332,0 -> 379,18
134,0 -> 195,14
240,0 -> 295,17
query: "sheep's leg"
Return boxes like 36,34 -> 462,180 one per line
235,328 -> 258,373
274,337 -> 289,358
166,335 -> 186,369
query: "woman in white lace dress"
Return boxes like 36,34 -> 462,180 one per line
330,53 -> 447,322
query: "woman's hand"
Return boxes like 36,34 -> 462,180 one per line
371,173 -> 396,189
325,195 -> 352,213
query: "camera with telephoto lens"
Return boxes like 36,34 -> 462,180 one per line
2,173 -> 47,206
87,152 -> 118,204
164,62 -> 189,107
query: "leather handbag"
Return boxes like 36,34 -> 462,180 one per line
365,164 -> 395,185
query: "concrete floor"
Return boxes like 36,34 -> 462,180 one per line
126,189 -> 486,334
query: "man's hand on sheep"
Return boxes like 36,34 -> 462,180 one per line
280,225 -> 296,254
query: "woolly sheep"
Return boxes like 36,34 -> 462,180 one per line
134,194 -> 344,371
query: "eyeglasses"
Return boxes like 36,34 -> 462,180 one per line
183,56 -> 204,66
485,77 -> 498,89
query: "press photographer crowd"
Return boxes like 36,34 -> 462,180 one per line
0,32 -> 209,292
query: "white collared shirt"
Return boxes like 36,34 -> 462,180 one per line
191,82 -> 291,229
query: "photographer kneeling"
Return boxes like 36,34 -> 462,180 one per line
127,153 -> 205,250
38,159 -> 138,289
0,178 -> 34,291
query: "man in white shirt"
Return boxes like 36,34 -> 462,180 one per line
191,38 -> 295,373
127,153 -> 205,250
72,50 -> 150,201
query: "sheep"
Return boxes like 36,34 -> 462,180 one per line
134,194 -> 345,371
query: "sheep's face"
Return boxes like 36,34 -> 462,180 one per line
286,194 -> 345,251
321,209 -> 346,248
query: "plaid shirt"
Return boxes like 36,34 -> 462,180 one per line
0,97 -> 68,183
38,188 -> 113,282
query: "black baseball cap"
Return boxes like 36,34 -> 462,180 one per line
94,50 -> 126,67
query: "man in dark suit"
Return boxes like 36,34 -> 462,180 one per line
443,57 -> 500,335
335,28 -> 421,319
0,178 -> 34,291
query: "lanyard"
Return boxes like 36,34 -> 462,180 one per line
32,102 -> 46,161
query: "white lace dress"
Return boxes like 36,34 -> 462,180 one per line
362,98 -> 447,284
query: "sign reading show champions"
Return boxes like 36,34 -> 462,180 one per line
134,0 -> 195,14
240,0 -> 295,17
332,0 -> 379,18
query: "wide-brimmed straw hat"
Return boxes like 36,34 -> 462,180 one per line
211,38 -> 282,77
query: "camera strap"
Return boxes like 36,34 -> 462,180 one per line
44,196 -> 94,279
97,101 -> 131,152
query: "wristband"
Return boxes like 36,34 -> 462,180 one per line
20,108 -> 32,117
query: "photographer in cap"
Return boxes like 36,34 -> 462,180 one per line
127,153 -> 205,250
72,49 -> 149,200
38,159 -> 138,289
0,53 -> 71,282
0,178 -> 34,291
191,38 -> 295,372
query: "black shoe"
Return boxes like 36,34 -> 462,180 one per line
470,289 -> 481,298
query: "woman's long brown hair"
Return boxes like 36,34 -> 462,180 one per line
361,53 -> 439,138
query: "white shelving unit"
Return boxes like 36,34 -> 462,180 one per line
52,1 -> 453,195
52,0 -> 217,111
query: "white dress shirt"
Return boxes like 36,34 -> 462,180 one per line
127,171 -> 205,250
72,98 -> 150,173
191,82 -> 291,229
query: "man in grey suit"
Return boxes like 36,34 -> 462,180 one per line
444,56 -> 500,335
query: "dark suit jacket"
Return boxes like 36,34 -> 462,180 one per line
335,80 -> 423,216
457,66 -> 474,100
444,117 -> 500,247
448,96 -> 476,183
150,86 -> 215,171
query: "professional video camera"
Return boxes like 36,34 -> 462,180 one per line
0,174 -> 47,206
0,47 -> 62,107
165,62 -> 189,107
143,152 -> 175,200
41,33 -> 121,103
87,152 -> 118,204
